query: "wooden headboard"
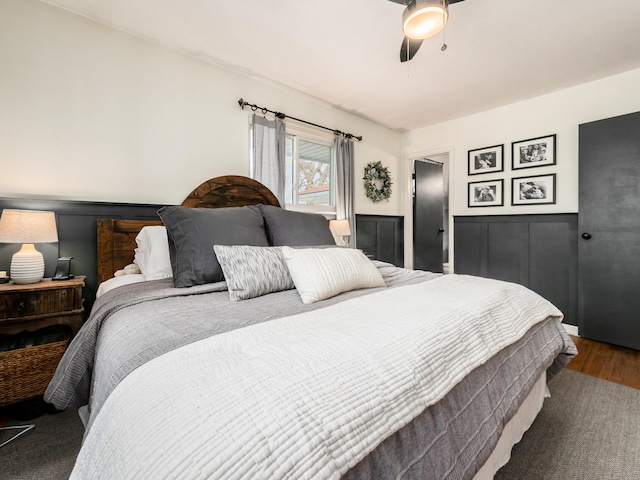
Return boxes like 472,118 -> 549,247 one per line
97,175 -> 280,284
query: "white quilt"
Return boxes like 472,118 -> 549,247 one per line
70,274 -> 563,480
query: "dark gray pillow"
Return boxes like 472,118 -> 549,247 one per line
257,204 -> 336,246
157,205 -> 269,288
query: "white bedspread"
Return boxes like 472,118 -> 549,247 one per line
70,274 -> 562,480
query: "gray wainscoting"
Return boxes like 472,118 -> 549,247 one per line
356,215 -> 404,267
454,214 -> 578,326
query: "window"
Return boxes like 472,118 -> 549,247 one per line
285,129 -> 335,212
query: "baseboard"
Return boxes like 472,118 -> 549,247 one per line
563,324 -> 579,336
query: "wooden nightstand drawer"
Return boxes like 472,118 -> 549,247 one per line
0,287 -> 82,319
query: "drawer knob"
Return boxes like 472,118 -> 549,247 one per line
16,302 -> 25,314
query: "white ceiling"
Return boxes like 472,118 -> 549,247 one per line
42,0 -> 640,132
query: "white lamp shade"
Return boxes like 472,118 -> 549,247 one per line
0,209 -> 58,243
403,0 -> 448,40
329,219 -> 351,237
0,209 -> 58,284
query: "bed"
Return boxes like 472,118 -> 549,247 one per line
44,175 -> 577,480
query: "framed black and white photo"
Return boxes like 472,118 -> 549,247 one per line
468,179 -> 503,207
468,144 -> 504,175
512,174 -> 556,205
512,134 -> 556,169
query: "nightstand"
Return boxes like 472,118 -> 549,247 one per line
0,277 -> 85,406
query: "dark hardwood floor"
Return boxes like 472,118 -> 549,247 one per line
566,335 -> 640,389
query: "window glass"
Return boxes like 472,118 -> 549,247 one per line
285,130 -> 334,210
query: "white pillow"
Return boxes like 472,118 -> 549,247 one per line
134,226 -> 173,280
281,246 -> 386,304
96,274 -> 145,298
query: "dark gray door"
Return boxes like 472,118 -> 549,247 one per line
413,160 -> 444,272
578,111 -> 640,350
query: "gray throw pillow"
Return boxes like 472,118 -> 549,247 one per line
214,245 -> 294,301
257,204 -> 336,246
157,205 -> 269,288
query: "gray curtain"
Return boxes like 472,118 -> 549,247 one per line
251,114 -> 286,205
334,136 -> 355,247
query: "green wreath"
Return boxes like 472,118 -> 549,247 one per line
363,161 -> 392,202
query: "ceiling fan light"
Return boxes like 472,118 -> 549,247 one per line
402,0 -> 449,40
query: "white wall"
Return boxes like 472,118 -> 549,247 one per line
405,67 -> 640,216
403,67 -> 640,267
0,0 -> 403,216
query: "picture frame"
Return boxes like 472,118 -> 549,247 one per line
512,173 -> 556,206
468,179 -> 504,207
512,134 -> 556,170
468,144 -> 504,175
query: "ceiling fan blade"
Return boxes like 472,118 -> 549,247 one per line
400,36 -> 423,62
394,0 -> 466,62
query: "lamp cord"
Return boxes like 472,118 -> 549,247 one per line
441,8 -> 448,51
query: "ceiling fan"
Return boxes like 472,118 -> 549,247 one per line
387,0 -> 467,62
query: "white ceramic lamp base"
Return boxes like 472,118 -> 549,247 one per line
10,243 -> 45,284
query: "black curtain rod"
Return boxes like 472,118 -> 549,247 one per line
238,98 -> 362,142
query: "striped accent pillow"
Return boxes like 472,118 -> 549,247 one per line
214,245 -> 294,302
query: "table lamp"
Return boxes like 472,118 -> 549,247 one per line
0,209 -> 58,284
329,219 -> 351,246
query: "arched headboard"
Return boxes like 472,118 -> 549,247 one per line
182,175 -> 280,209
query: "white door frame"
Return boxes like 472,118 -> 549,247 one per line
403,146 -> 455,270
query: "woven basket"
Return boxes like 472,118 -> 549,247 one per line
0,340 -> 69,406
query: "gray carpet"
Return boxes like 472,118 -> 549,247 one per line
1,408 -> 83,479
0,369 -> 638,479
495,369 -> 640,479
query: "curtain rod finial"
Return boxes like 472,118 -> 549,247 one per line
238,98 -> 246,109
